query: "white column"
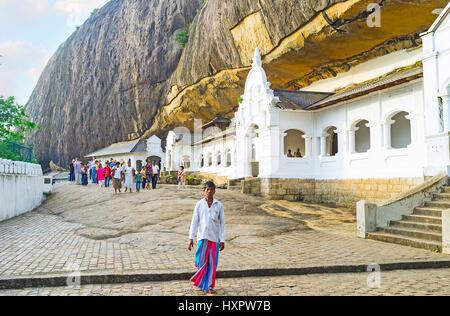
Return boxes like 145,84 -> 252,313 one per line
367,121 -> 381,152
442,95 -> 450,133
312,137 -> 321,156
320,134 -> 328,157
405,113 -> 423,146
336,128 -> 346,156
383,120 -> 394,149
348,129 -> 357,154
303,135 -> 311,158
244,135 -> 252,178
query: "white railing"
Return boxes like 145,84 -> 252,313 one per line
0,158 -> 43,176
0,158 -> 44,222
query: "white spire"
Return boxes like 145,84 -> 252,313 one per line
252,47 -> 262,68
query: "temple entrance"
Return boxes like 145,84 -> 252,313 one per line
147,155 -> 162,170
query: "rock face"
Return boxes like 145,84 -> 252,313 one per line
26,0 -> 203,168
26,0 -> 448,167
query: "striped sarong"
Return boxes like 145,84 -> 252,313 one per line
191,239 -> 219,291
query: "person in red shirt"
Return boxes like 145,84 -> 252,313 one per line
104,164 -> 112,188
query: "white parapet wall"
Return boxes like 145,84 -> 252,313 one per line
0,158 -> 44,222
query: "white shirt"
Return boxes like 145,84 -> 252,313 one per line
152,165 -> 159,175
189,198 -> 226,243
113,167 -> 122,179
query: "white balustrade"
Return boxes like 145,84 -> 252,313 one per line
0,159 -> 44,222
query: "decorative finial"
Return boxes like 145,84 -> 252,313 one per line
252,47 -> 262,67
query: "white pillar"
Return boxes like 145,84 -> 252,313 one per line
406,113 -> 423,146
320,134 -> 328,157
348,129 -> 357,154
383,120 -> 394,149
244,135 -> 252,178
336,128 -> 346,156
303,135 -> 311,158
367,121 -> 381,152
442,95 -> 450,133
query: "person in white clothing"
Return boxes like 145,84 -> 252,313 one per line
112,162 -> 123,195
188,181 -> 225,294
151,160 -> 160,190
124,161 -> 135,193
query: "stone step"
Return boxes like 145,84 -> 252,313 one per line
390,220 -> 442,233
402,214 -> 442,225
434,193 -> 450,200
424,201 -> 450,209
367,232 -> 441,252
413,207 -> 443,217
378,226 -> 442,242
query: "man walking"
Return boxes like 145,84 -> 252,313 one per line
112,162 -> 123,195
74,158 -> 82,185
151,160 -> 160,190
188,181 -> 226,294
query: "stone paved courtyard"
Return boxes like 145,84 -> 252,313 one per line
1,269 -> 449,296
0,183 -> 449,295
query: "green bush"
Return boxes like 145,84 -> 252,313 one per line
167,174 -> 175,179
176,28 -> 189,48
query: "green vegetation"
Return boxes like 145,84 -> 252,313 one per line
0,96 -> 40,162
186,175 -> 196,180
91,8 -> 99,17
167,174 -> 175,179
176,28 -> 189,48
238,97 -> 244,104
0,96 -> 39,141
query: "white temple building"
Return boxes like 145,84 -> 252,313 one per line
86,135 -> 166,171
166,6 -> 450,206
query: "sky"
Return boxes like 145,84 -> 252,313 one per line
0,0 -> 110,105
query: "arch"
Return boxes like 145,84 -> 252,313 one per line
389,111 -> 411,149
352,120 -> 371,153
324,126 -> 338,156
181,155 -> 191,169
247,123 -> 260,136
283,129 -> 305,157
147,155 -> 162,170
440,76 -> 450,96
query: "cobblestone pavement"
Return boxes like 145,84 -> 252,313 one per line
1,269 -> 449,296
0,184 -> 448,279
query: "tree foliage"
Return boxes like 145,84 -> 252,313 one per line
0,96 -> 40,141
176,28 -> 189,48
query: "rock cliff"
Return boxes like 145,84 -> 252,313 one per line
26,0 -> 203,167
26,0 -> 448,167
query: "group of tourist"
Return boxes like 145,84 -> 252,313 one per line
69,157 -> 163,195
